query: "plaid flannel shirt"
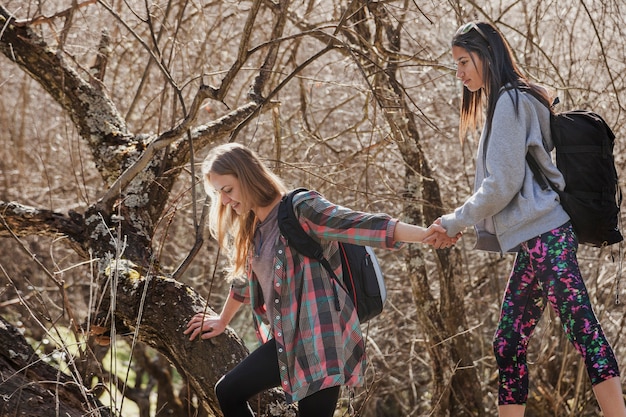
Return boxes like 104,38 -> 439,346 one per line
230,190 -> 403,403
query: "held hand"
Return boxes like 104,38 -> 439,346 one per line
424,230 -> 456,249
420,221 -> 447,244
433,217 -> 463,243
424,221 -> 447,237
184,312 -> 227,341
423,218 -> 462,249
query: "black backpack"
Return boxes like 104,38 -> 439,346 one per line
527,109 -> 623,247
277,189 -> 386,323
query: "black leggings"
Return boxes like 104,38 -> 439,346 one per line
215,338 -> 340,417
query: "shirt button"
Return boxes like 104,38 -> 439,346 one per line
278,249 -> 283,254
275,315 -> 280,320
278,348 -> 283,353
276,283 -> 281,287
277,332 -> 282,337
275,265 -> 281,270
283,381 -> 288,386
274,299 -> 279,303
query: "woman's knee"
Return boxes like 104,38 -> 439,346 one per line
493,333 -> 522,369
215,374 -> 235,404
215,373 -> 255,417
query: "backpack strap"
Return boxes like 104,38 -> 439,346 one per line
278,188 -> 342,311
278,188 -> 324,261
526,154 -> 551,192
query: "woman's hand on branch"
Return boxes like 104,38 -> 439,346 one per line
184,312 -> 227,341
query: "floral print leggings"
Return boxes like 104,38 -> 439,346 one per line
494,222 -> 620,405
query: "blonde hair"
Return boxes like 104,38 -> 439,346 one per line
202,143 -> 287,279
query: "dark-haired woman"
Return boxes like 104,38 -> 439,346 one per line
436,21 -> 626,417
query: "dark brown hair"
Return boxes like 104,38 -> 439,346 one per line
452,22 -> 552,141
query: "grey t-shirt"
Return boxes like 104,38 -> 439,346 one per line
251,203 -> 280,324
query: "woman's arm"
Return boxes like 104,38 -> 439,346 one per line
394,220 -> 460,248
394,221 -> 440,243
441,92 -> 530,236
292,190 -> 460,248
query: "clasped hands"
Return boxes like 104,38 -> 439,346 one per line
424,218 -> 462,249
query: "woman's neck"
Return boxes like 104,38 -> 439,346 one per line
254,194 -> 282,222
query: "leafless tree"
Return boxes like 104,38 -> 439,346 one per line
1,1 -> 625,416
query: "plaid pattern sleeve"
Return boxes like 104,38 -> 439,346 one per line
229,277 -> 250,304
293,190 -> 404,251
243,190 -> 403,403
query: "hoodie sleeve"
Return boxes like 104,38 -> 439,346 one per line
441,91 -> 531,236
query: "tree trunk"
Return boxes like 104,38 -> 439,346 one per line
0,315 -> 111,417
363,3 -> 485,415
95,260 -> 288,415
0,5 -> 288,415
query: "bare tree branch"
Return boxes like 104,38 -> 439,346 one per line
0,201 -> 85,243
0,5 -> 135,185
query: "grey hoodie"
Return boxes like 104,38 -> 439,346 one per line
441,88 -> 570,253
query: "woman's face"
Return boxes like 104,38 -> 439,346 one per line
452,45 -> 485,92
209,173 -> 247,215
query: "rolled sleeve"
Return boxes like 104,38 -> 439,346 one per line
229,282 -> 250,304
386,218 -> 405,249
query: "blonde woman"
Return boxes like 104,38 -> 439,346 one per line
185,142 -> 453,416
